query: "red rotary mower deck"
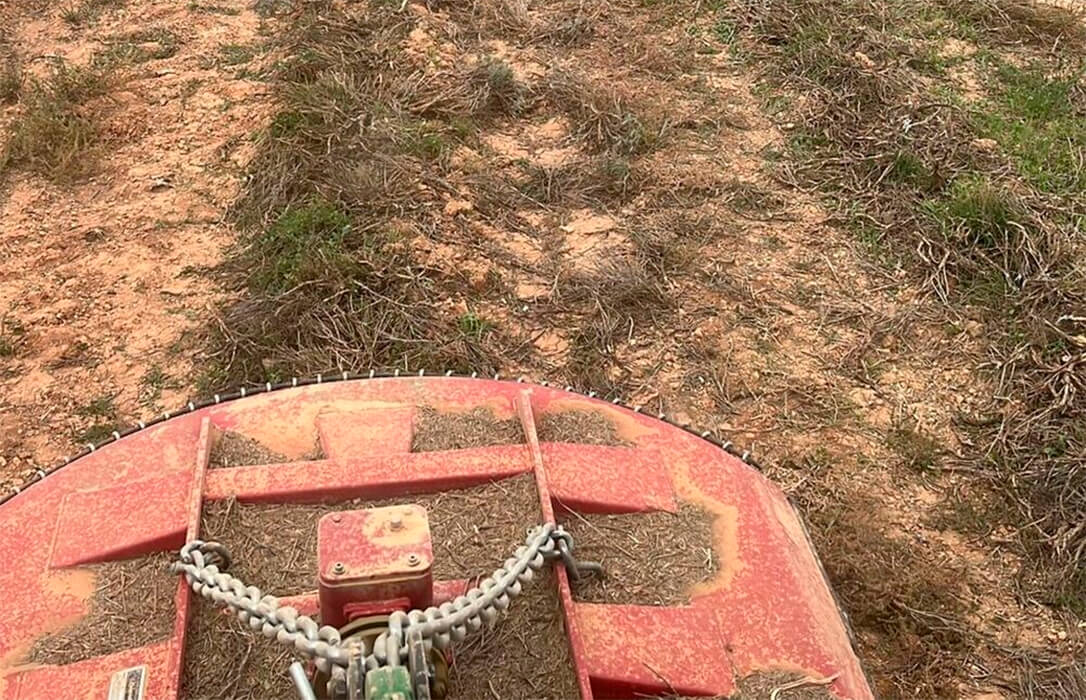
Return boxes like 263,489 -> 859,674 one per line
0,376 -> 874,699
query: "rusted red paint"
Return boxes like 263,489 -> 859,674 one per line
317,506 -> 434,628
540,443 -> 675,514
0,378 -> 873,700
50,474 -> 191,568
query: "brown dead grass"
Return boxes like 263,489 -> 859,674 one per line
209,431 -> 323,467
1,59 -> 112,180
28,552 -> 175,665
566,505 -> 717,606
536,408 -> 627,445
411,406 -> 524,452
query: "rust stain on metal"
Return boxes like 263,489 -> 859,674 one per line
670,461 -> 745,593
543,398 -> 658,443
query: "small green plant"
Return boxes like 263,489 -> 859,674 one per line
79,394 -> 118,419
1,60 -> 111,179
139,365 -> 175,406
269,110 -> 304,138
472,58 -> 524,115
251,200 -> 353,293
934,176 -> 1022,250
61,0 -> 124,27
219,43 -> 257,66
406,124 -> 447,161
457,311 -> 494,339
77,423 -> 121,444
887,150 -> 933,189
713,19 -> 737,44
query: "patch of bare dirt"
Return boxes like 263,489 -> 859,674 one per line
0,0 -> 276,492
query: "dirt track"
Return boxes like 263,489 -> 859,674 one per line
0,0 -> 272,488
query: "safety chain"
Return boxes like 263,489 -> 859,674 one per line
3,369 -> 761,505
172,523 -> 600,685
172,540 -> 349,675
371,523 -> 598,669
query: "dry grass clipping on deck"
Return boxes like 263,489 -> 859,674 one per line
28,552 -> 175,666
536,408 -> 628,445
186,475 -> 580,698
411,406 -> 523,452
567,505 -> 717,606
209,430 -> 324,468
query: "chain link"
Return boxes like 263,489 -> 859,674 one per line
172,523 -> 601,682
172,540 -> 350,674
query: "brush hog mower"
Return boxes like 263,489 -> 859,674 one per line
0,374 -> 875,699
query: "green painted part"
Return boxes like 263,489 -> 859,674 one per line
365,666 -> 413,700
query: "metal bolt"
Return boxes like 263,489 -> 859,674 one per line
331,514 -> 342,523
407,554 -> 420,567
390,515 -> 403,531
332,561 -> 345,575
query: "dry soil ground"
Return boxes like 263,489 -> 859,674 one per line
1,0 -> 1084,698
0,0 -> 275,481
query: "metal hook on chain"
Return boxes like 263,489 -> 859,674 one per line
551,529 -> 604,581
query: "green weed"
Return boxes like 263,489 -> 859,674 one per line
61,0 -> 124,27
974,61 -> 1086,194
1,61 -> 111,180
457,311 -> 495,339
250,200 -> 353,294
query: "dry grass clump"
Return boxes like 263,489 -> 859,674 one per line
728,0 -> 1086,622
1,59 -> 112,180
209,4 -> 537,385
0,51 -> 21,103
553,256 -> 672,391
545,71 -> 656,155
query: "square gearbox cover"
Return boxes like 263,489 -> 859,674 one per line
318,504 -> 433,626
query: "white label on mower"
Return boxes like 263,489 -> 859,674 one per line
107,665 -> 146,700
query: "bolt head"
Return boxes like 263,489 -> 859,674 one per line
390,515 -> 404,531
331,514 -> 342,523
332,561 -> 346,575
407,554 -> 420,567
